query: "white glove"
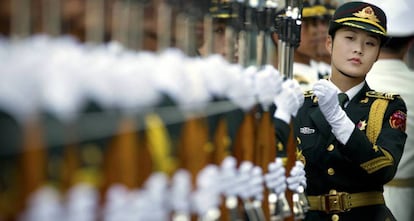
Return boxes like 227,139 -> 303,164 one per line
169,169 -> 192,215
236,161 -> 254,200
220,156 -> 239,197
65,183 -> 99,221
236,163 -> 265,201
140,172 -> 171,221
312,80 -> 354,144
264,158 -> 287,195
102,184 -> 129,221
192,165 -> 221,216
254,65 -> 283,110
286,161 -> 306,192
226,65 -> 257,111
249,166 -> 265,201
274,79 -> 304,124
21,186 -> 63,221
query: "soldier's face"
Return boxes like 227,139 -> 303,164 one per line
328,27 -> 380,79
316,19 -> 330,57
142,15 -> 160,52
61,0 -> 85,40
296,18 -> 318,59
198,21 -> 238,62
212,23 -> 226,57
141,1 -> 178,52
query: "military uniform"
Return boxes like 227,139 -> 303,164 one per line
293,62 -> 319,92
274,2 -> 409,220
276,83 -> 407,220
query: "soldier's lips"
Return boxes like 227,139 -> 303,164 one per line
348,58 -> 361,64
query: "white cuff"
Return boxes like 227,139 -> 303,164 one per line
331,116 -> 354,145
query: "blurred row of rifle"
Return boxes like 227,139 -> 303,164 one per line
0,0 -> 304,220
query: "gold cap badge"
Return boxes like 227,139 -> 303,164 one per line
353,6 -> 380,23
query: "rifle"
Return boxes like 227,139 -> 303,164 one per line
204,1 -> 232,166
275,0 -> 304,220
20,117 -> 47,213
253,1 -> 280,220
106,116 -> 140,189
232,0 -> 256,164
9,0 -> 47,214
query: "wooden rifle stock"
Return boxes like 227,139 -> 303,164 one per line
255,2 -> 279,219
233,110 -> 256,163
212,115 -> 231,165
21,118 -> 47,212
284,122 -> 297,221
178,116 -> 210,185
106,117 -> 140,189
256,110 -> 277,220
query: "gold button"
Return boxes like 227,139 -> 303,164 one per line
223,136 -> 231,147
327,144 -> 335,151
277,142 -> 284,151
328,168 -> 335,175
329,189 -> 337,195
203,142 -> 214,152
331,214 -> 339,221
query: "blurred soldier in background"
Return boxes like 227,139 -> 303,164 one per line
197,1 -> 238,63
291,0 -> 320,91
61,0 -> 87,41
364,0 -> 414,220
197,17 -> 235,60
310,0 -> 336,80
0,0 -> 11,35
197,6 -> 227,58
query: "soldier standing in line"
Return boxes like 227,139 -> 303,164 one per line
291,0 -> 321,92
273,1 -> 407,220
364,0 -> 414,220
310,0 -> 337,81
197,7 -> 228,58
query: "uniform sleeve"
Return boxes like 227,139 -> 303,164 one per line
338,97 -> 407,184
274,117 -> 291,158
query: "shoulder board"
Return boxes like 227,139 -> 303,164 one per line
366,91 -> 400,100
304,90 -> 314,97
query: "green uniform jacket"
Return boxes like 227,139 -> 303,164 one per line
275,83 -> 407,221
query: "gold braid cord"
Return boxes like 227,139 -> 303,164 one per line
145,113 -> 177,175
366,99 -> 388,143
360,99 -> 394,174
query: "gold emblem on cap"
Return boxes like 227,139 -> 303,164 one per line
353,6 -> 380,23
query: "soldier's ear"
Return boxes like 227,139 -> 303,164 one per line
325,35 -> 333,55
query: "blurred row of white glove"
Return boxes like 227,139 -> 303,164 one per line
0,35 -> 299,124
20,156 -> 306,221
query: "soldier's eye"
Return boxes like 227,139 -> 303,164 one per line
214,27 -> 224,34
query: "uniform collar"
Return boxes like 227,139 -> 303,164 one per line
342,81 -> 365,102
